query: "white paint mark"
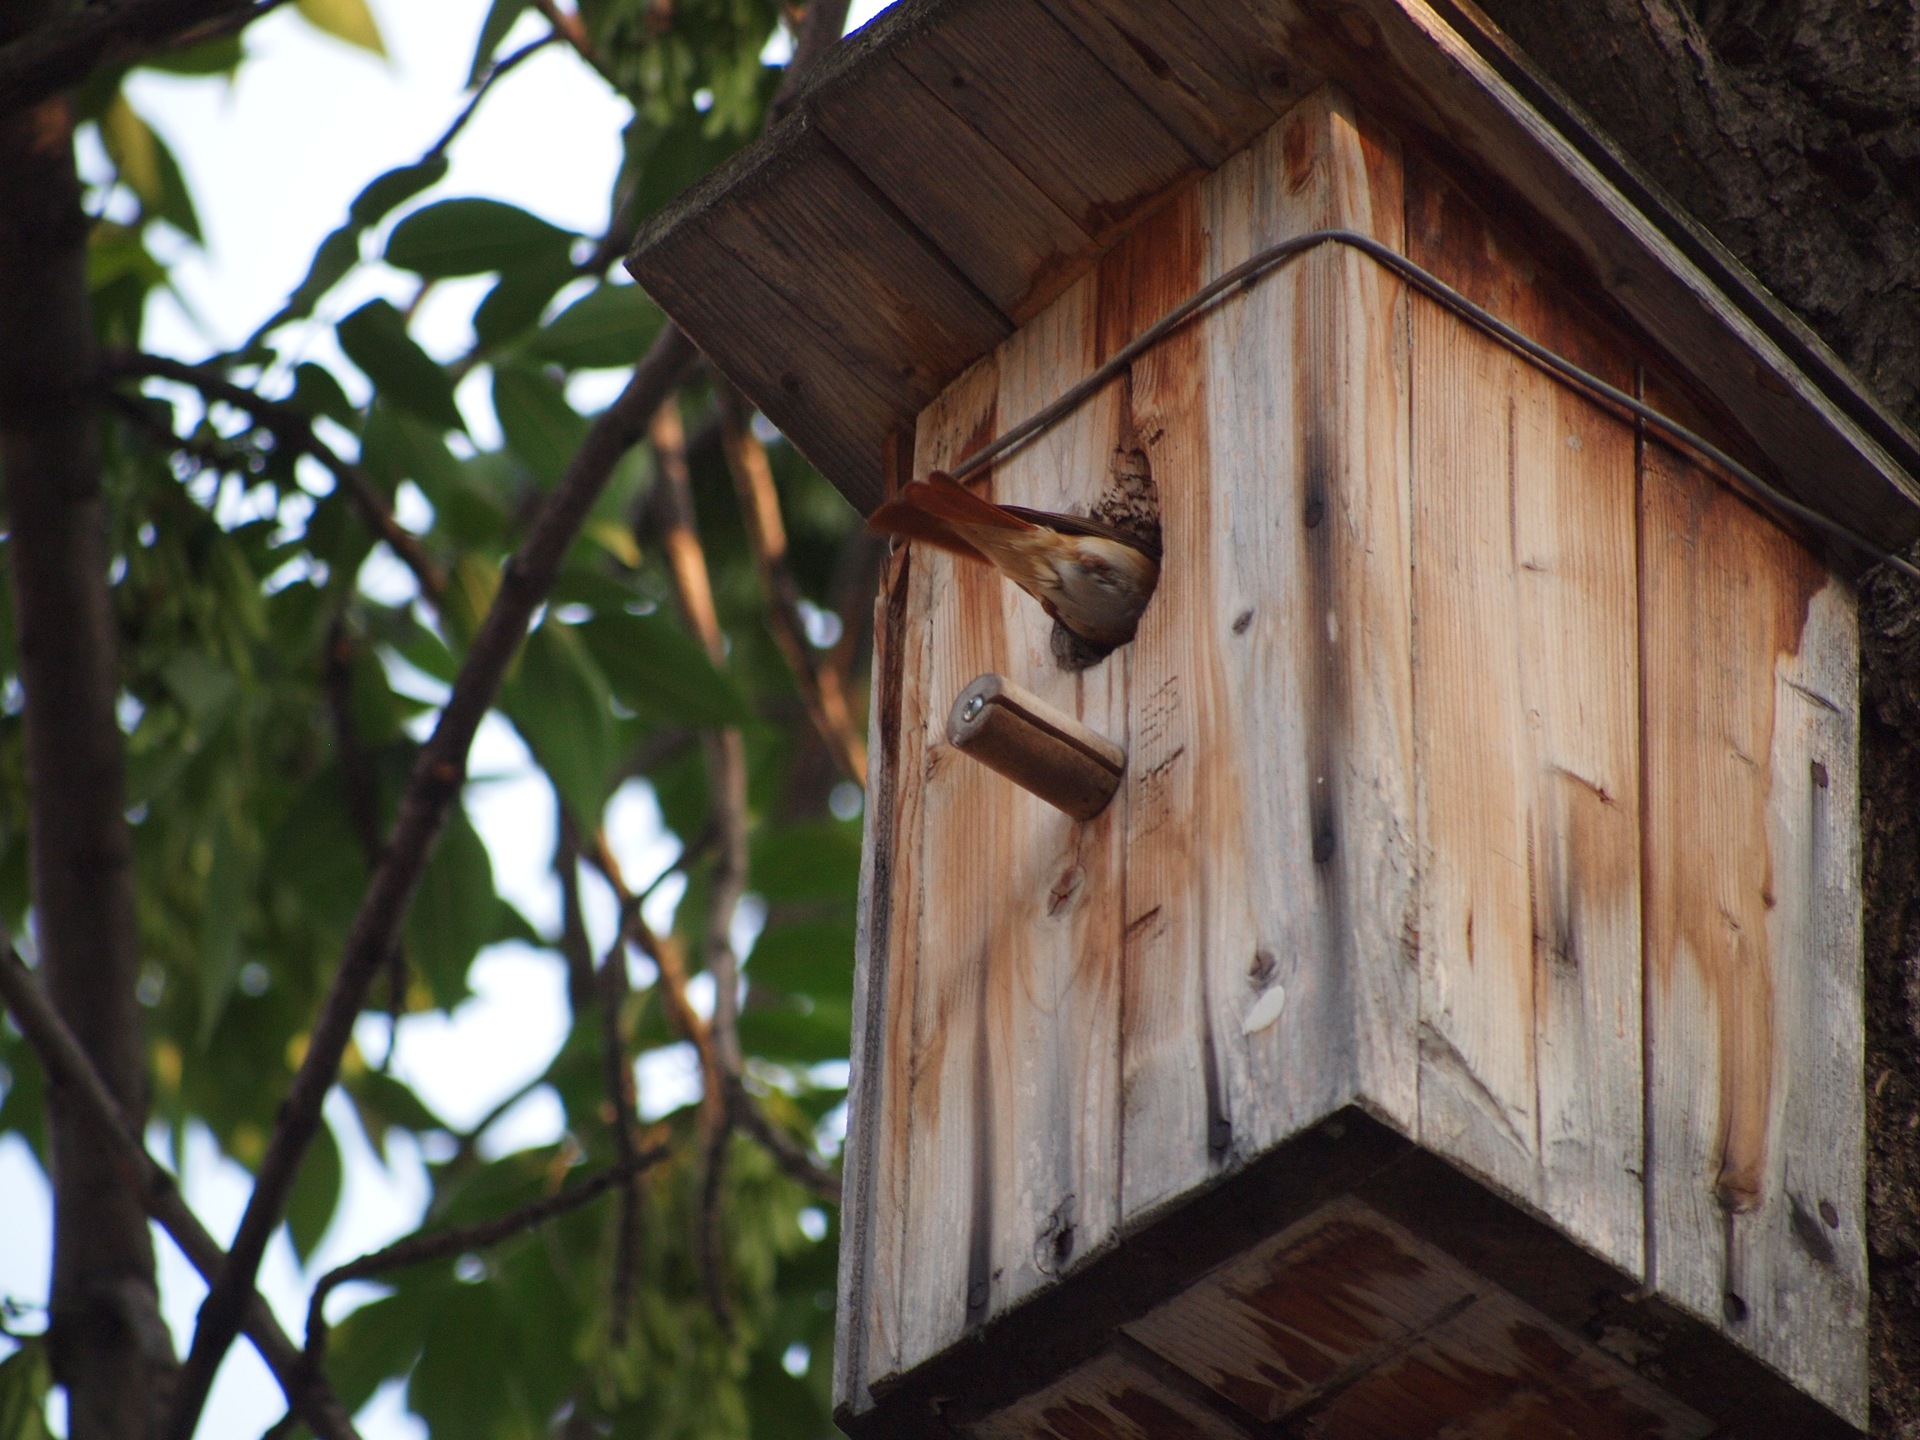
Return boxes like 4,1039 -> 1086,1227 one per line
1242,984 -> 1289,1035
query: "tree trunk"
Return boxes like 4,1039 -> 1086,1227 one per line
0,63 -> 174,1440
1461,2 -> 1920,1432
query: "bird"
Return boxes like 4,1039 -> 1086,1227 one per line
867,470 -> 1160,649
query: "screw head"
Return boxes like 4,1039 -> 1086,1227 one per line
961,694 -> 984,722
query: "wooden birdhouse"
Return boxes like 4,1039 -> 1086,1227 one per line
628,2 -> 1920,1436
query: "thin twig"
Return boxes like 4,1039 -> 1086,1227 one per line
583,820 -> 647,1346
0,935 -> 362,1440
161,322 -> 697,1440
729,1077 -> 840,1203
554,822 -> 597,1016
530,0 -> 616,87
302,1143 -> 670,1365
647,396 -> 746,1332
715,379 -> 866,785
105,350 -> 448,603
768,0 -> 850,121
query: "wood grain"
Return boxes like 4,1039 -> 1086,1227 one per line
1194,87 -> 1421,1166
1033,0 -> 1301,168
979,268 -> 1127,1321
969,1348 -> 1252,1440
1107,185 -> 1243,1224
1639,441 -> 1866,1425
695,120 -> 1008,412
1407,155 -> 1645,1275
811,54 -> 1094,324
894,0 -> 1203,245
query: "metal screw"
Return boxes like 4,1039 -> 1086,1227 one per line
961,694 -> 984,723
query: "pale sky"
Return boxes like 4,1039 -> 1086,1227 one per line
0,1 -> 891,1434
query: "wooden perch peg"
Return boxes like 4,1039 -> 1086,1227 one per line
945,673 -> 1126,821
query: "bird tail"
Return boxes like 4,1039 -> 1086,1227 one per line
866,470 -> 1033,562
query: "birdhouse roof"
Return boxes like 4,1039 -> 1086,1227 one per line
627,0 -> 1920,551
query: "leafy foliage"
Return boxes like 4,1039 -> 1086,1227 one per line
0,3 -> 869,1437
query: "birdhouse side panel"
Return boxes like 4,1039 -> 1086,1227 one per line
1405,151 -> 1648,1279
1192,87 -> 1419,1170
1639,437 -> 1866,1425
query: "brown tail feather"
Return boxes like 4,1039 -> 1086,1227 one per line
902,470 -> 1035,532
866,496 -> 991,564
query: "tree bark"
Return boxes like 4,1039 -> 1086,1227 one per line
1462,3 -> 1920,1432
0,69 -> 173,1440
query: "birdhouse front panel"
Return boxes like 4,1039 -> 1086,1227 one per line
836,82 -> 1865,1435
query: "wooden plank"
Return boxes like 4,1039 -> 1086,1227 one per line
894,0 -> 1204,246
696,119 -> 1009,411
1032,0 -> 1302,168
1742,576 -> 1866,1423
980,272 -> 1127,1317
1309,1286 -> 1712,1439
1123,1198 -> 1479,1424
1324,0 -> 1920,548
970,1348 -> 1252,1440
1107,185 -> 1243,1224
1407,155 -> 1645,1276
835,527 -> 913,1418
811,55 -> 1094,324
1639,443 -> 1866,1425
1192,87 -> 1421,1166
857,359 -> 998,1388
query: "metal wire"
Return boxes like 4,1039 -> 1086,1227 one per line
946,227 -> 1920,585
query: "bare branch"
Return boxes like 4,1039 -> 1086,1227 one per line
161,322 -> 697,1440
0,935 -> 362,1440
105,350 -> 449,604
303,1143 -> 670,1365
769,0 -> 850,121
715,379 -> 866,785
0,0 -> 291,117
729,1077 -> 841,1204
585,821 -> 646,1345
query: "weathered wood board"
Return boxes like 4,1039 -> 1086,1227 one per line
1406,152 -> 1645,1277
1639,438 -> 1866,1423
836,81 -> 1866,1436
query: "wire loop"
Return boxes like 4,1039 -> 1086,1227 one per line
946,227 -> 1920,585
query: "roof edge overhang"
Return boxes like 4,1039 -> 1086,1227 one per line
628,0 -> 1920,559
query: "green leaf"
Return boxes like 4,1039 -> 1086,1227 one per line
336,300 -> 462,433
296,0 -> 387,55
101,93 -> 161,205
253,224 -> 361,342
196,816 -> 254,1047
746,920 -> 854,999
323,1287 -> 429,1415
738,997 -> 851,1065
384,199 -> 574,279
491,362 -> 586,487
501,622 -> 614,827
525,283 -> 664,369
285,1118 -> 343,1265
345,1068 -> 450,1150
348,156 -> 449,227
404,803 -> 498,1008
287,363 -> 357,428
0,1338 -> 52,1440
750,821 -> 862,902
468,0 -> 532,86
471,254 -> 574,351
138,34 -> 244,76
148,128 -> 202,243
360,400 -> 463,502
577,610 -> 752,727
